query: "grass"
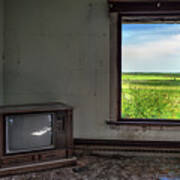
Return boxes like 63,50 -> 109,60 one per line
121,73 -> 180,120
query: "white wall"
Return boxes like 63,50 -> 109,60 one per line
4,0 -> 110,138
0,0 -> 4,105
4,0 -> 180,141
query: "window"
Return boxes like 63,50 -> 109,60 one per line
122,23 -> 180,120
108,0 -> 180,125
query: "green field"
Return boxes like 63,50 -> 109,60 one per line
122,73 -> 180,119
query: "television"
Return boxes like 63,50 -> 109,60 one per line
0,102 -> 76,175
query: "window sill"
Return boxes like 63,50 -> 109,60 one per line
106,119 -> 180,126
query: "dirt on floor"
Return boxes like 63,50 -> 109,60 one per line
1,154 -> 180,180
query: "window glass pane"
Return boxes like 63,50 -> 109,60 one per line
122,23 -> 180,120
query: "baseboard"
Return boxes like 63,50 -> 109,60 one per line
74,138 -> 180,154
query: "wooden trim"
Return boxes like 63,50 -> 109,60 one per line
74,138 -> 180,149
0,157 -> 77,177
109,13 -> 119,121
0,102 -> 73,115
107,120 -> 180,126
117,15 -> 121,119
122,16 -> 180,23
109,1 -> 180,14
109,0 -> 180,2
66,110 -> 73,157
109,0 -> 180,3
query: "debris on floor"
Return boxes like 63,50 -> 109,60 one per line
1,154 -> 180,180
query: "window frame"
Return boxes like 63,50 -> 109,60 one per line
108,0 -> 180,126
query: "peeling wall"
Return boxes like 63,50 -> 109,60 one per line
0,0 -> 4,105
4,0 -> 180,141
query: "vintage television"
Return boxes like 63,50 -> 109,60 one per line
0,102 -> 76,176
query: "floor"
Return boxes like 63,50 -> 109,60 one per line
1,154 -> 180,180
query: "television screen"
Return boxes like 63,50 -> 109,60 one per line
5,113 -> 54,154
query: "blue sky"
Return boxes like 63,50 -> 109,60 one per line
122,24 -> 180,73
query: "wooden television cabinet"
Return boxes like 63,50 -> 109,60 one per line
0,102 -> 76,176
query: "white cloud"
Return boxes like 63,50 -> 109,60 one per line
122,34 -> 180,72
